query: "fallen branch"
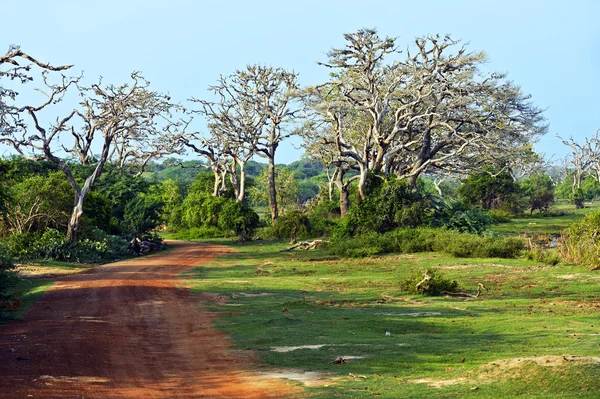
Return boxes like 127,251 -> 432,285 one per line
415,270 -> 431,292
280,240 -> 327,252
442,283 -> 488,298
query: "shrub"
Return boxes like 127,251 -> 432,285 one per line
218,200 -> 260,241
525,248 -> 560,266
431,201 -> 493,234
488,209 -> 513,223
19,228 -> 129,263
0,244 -> 19,315
339,176 -> 434,237
307,215 -> 340,237
327,227 -> 524,259
172,226 -> 227,240
400,269 -> 459,296
559,211 -> 600,268
5,232 -> 36,258
272,210 -> 311,243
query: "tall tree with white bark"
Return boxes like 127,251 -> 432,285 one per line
190,71 -> 265,202
558,132 -> 600,194
239,65 -> 301,222
308,29 -> 546,199
1,71 -> 183,242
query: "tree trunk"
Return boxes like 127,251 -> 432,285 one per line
236,160 -> 247,202
334,168 -> 349,217
407,174 -> 418,188
326,167 -> 334,201
212,168 -> 221,197
66,191 -> 85,242
268,156 -> 278,222
357,164 -> 368,200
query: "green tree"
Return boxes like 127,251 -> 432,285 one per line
520,173 -> 555,215
1,171 -> 72,235
249,168 -> 299,216
457,170 -> 524,213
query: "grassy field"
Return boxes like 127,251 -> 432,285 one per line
183,235 -> 600,398
490,201 -> 600,236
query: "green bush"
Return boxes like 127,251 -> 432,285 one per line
327,228 -> 525,259
13,228 -> 130,263
0,244 -> 19,315
488,209 -> 514,223
307,215 -> 339,237
400,269 -> 459,296
172,226 -> 227,240
431,201 -> 493,234
559,211 -> 600,268
339,177 -> 434,237
525,248 -> 560,266
272,210 -> 311,243
218,200 -> 259,241
5,232 -> 36,258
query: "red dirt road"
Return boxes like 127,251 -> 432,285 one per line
0,241 -> 299,398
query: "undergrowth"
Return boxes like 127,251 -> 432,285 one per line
326,227 -> 525,258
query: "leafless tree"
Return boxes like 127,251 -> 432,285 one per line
299,121 -> 358,216
307,29 -> 547,199
558,133 -> 600,194
243,65 -> 301,222
179,133 -> 231,197
1,45 -> 72,137
1,71 -> 183,241
190,71 -> 265,201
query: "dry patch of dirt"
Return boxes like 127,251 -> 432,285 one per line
255,369 -> 335,387
410,377 -> 468,388
410,356 -> 600,389
196,292 -> 230,304
271,344 -> 328,352
480,355 -> 600,371
237,292 -> 274,297
375,311 -> 442,317
439,264 -> 515,270
15,264 -> 90,279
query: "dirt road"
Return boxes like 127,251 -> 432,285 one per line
0,241 -> 298,398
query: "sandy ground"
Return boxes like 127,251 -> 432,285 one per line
0,241 -> 299,398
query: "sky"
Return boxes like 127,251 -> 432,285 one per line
2,0 -> 599,165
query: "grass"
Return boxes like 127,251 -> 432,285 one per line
490,201 -> 600,236
183,239 -> 600,398
0,278 -> 54,323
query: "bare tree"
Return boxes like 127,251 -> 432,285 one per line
179,133 -> 231,197
240,65 -> 301,222
1,46 -> 72,137
190,71 -> 265,201
558,133 -> 600,194
300,121 -> 358,216
2,72 -> 183,241
582,130 -> 600,184
308,29 -> 546,198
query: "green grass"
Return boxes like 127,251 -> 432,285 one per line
0,278 -> 54,323
490,201 -> 600,236
183,239 -> 600,398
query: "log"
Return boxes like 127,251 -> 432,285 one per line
280,240 -> 327,252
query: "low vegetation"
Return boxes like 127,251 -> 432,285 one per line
183,239 -> 600,398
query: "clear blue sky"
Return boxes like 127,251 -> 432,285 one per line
3,0 -> 599,164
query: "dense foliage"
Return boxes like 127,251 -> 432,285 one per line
559,211 -> 600,268
326,228 -> 524,258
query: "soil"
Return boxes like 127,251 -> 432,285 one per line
0,241 -> 299,398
